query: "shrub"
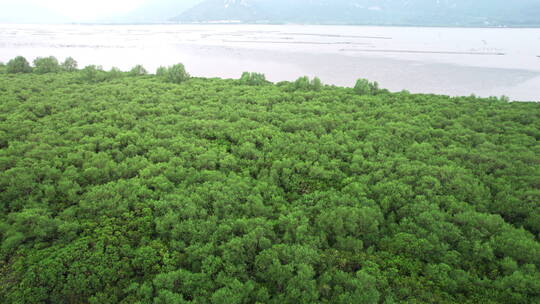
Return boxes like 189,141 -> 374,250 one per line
61,57 -> 78,72
107,67 -> 124,80
354,78 -> 379,95
293,76 -> 323,91
165,64 -> 190,84
79,65 -> 103,83
156,66 -> 167,77
33,56 -> 61,74
79,65 -> 127,83
276,81 -> 291,87
155,64 -> 190,84
294,76 -> 311,90
239,72 -> 268,86
129,65 -> 148,76
6,56 -> 32,73
311,77 -> 322,91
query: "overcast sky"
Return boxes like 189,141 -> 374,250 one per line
0,0 -> 203,22
45,0 -> 149,19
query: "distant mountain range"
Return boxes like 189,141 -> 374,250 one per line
2,0 -> 539,26
172,0 -> 540,27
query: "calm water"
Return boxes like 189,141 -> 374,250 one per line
1,24 -> 539,101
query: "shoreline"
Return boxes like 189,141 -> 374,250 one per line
1,24 -> 538,101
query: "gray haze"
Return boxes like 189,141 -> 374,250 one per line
0,0 -> 70,23
0,0 -> 203,24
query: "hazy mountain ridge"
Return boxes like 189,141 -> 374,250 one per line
172,0 -> 540,26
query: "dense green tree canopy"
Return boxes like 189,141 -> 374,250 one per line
0,57 -> 539,303
354,78 -> 379,95
239,72 -> 269,86
33,56 -> 61,74
130,65 -> 148,76
61,57 -> 78,72
6,56 -> 32,73
158,63 -> 190,84
293,76 -> 324,92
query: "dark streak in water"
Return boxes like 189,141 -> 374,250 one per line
1,42 -> 131,49
223,40 -> 370,45
340,49 -> 506,56
279,33 -> 392,39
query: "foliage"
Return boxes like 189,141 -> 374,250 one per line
78,65 -> 126,83
109,67 -> 125,79
79,65 -> 103,82
61,57 -> 78,72
129,65 -> 148,76
6,56 -> 32,73
0,57 -> 539,303
33,56 -> 61,74
354,78 -> 379,95
157,63 -> 190,84
239,72 -> 269,86
294,76 -> 323,91
156,66 -> 168,77
311,76 -> 322,91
